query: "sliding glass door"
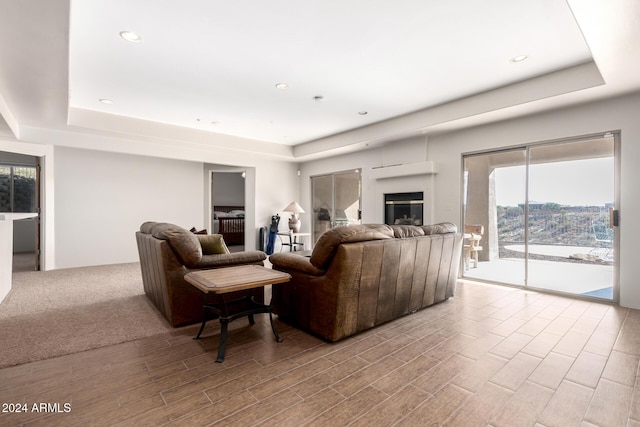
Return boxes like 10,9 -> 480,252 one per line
462,134 -> 618,301
311,170 -> 361,243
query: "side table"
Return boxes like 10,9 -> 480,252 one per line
277,231 -> 310,252
184,265 -> 291,362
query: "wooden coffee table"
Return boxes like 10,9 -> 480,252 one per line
184,265 -> 291,362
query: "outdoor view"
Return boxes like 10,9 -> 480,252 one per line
496,157 -> 613,262
0,165 -> 37,213
497,203 -> 613,260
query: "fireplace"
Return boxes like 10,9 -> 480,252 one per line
385,192 -> 424,226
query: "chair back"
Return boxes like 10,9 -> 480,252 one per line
464,224 -> 484,236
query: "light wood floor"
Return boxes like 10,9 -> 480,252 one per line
1,280 -> 639,426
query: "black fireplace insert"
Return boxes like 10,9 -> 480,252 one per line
385,192 -> 424,226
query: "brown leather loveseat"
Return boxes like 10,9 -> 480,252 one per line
269,223 -> 462,341
136,221 -> 266,327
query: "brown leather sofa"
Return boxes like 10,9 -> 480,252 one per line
269,223 -> 462,342
136,221 -> 266,327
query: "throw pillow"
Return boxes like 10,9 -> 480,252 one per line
198,234 -> 230,255
151,223 -> 203,267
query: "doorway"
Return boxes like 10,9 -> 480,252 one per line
462,133 -> 618,301
0,153 -> 40,272
211,171 -> 246,250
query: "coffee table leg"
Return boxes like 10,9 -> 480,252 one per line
194,304 -> 211,340
216,318 -> 229,363
194,319 -> 207,340
269,311 -> 283,343
193,310 -> 207,340
196,293 -> 283,362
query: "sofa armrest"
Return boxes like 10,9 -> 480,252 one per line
269,252 -> 325,276
193,250 -> 266,268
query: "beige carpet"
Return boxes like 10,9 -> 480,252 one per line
0,263 -> 173,368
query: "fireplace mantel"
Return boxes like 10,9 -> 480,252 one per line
370,161 -> 438,180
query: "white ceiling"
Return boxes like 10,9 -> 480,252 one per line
1,0 -> 639,160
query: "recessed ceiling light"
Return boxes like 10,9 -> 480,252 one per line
275,83 -> 289,89
119,31 -> 143,43
99,98 -> 114,104
358,111 -> 368,115
510,55 -> 529,63
195,118 -> 221,126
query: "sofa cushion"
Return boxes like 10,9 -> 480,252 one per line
197,234 -> 230,255
150,222 -> 203,267
390,225 -> 425,238
310,224 -> 393,269
422,222 -> 458,235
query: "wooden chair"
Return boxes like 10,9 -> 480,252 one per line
464,224 -> 484,270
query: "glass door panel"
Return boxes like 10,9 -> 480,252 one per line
311,174 -> 333,243
463,149 -> 527,286
311,170 -> 361,244
334,171 -> 361,227
527,138 -> 615,299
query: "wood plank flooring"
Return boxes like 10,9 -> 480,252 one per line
1,280 -> 639,426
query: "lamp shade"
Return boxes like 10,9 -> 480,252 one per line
283,201 -> 305,214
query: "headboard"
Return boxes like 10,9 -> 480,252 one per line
213,205 -> 245,245
214,205 -> 244,214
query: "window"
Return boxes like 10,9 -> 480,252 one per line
0,165 -> 37,212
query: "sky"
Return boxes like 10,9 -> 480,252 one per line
494,157 -> 614,207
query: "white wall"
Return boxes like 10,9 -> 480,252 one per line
253,160 -> 299,251
51,144 -> 298,267
54,146 -> 205,268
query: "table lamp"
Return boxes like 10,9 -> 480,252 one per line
283,201 -> 305,233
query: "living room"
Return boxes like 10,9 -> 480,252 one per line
2,0 -> 640,425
